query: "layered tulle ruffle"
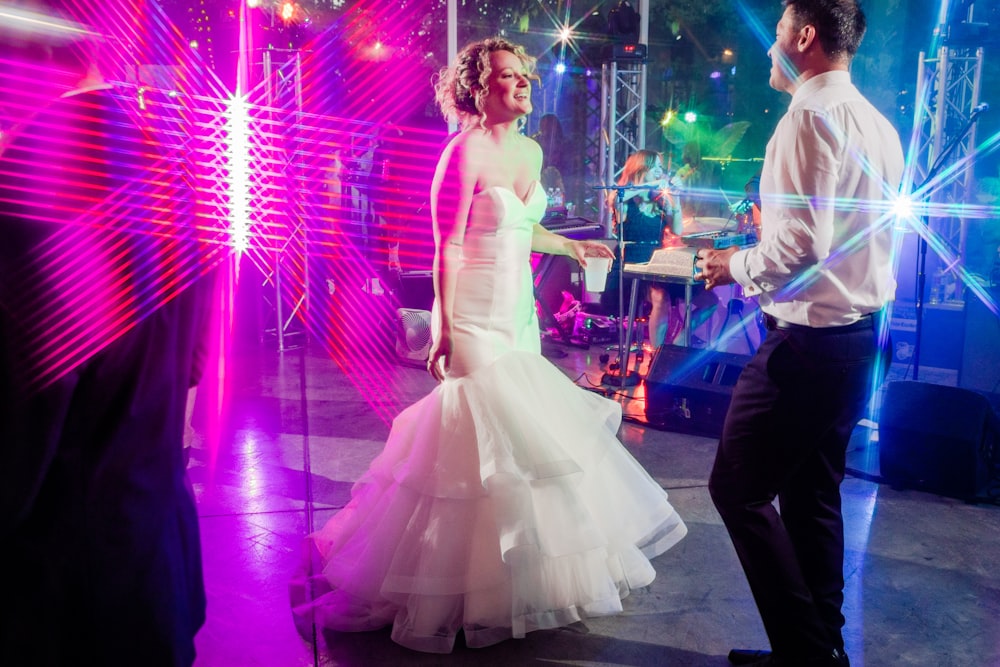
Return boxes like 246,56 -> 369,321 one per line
291,351 -> 686,653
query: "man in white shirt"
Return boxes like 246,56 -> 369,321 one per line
694,1 -> 904,665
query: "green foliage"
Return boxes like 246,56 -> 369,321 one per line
662,118 -> 750,158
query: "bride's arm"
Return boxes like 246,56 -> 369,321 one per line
531,143 -> 613,264
529,180 -> 580,253
531,224 -> 614,265
427,134 -> 476,380
531,223 -> 574,255
533,227 -> 616,266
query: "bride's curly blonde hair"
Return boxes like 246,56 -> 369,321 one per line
433,36 -> 538,130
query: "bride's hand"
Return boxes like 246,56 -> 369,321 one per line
426,333 -> 452,382
568,240 -> 615,267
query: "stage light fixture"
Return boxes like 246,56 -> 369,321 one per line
603,42 -> 647,62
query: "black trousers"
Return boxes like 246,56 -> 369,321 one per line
708,318 -> 885,660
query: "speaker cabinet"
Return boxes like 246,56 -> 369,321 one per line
960,290 -> 1000,394
644,345 -> 750,437
879,381 -> 998,500
887,300 -> 963,381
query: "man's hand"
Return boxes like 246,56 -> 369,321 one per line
694,246 -> 738,291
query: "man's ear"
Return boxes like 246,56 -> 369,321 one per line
797,24 -> 817,53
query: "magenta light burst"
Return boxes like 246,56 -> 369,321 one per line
1,0 -> 455,431
1,0 -> 236,395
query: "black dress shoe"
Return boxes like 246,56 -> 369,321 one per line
728,649 -> 771,665
728,647 -> 849,666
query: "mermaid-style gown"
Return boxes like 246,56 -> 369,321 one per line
291,182 -> 687,653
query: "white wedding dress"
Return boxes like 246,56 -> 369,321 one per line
291,182 -> 687,653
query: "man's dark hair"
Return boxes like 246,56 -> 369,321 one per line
783,0 -> 867,60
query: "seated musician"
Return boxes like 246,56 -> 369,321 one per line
603,150 -> 685,347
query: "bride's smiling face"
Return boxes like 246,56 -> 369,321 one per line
481,50 -> 533,122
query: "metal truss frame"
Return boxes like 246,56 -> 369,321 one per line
582,75 -> 603,218
256,48 -> 309,351
912,41 -> 984,298
598,59 -> 647,234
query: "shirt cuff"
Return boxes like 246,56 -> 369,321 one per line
729,248 -> 761,296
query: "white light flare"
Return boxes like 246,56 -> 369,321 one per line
226,94 -> 252,256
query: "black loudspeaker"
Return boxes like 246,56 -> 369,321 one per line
887,300 -> 963,376
879,381 -> 998,500
644,345 -> 751,437
960,290 -> 1000,394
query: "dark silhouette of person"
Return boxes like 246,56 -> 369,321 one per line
1,5 -> 211,664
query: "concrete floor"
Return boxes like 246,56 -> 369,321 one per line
187,331 -> 1000,667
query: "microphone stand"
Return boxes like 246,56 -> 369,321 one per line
912,103 -> 987,380
592,184 -> 662,388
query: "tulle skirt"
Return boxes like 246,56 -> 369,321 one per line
290,350 -> 687,653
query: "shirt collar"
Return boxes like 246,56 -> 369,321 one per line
790,70 -> 851,106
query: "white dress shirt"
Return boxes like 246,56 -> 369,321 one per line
729,70 -> 905,327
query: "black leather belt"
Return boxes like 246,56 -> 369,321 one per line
764,313 -> 874,334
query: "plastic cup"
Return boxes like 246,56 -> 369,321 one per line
583,256 -> 612,292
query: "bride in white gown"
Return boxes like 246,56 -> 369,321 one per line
291,37 -> 687,654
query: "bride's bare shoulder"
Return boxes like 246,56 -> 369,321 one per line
437,129 -> 490,162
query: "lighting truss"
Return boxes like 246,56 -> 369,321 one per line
256,47 -> 309,350
912,40 -> 985,297
598,57 -> 647,233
